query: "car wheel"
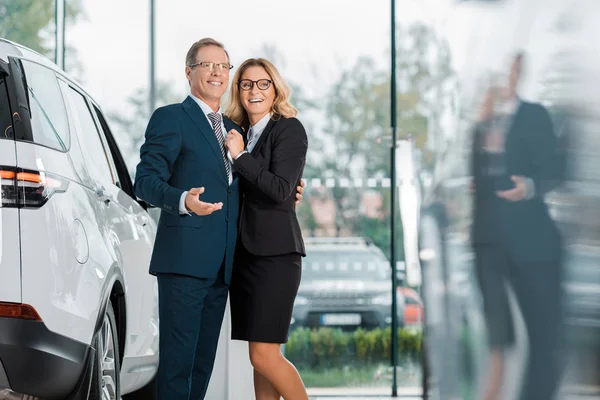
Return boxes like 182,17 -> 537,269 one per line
89,302 -> 121,400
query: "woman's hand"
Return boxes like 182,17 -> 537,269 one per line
225,129 -> 245,159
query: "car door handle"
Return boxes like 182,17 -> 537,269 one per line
135,214 -> 147,226
96,188 -> 112,205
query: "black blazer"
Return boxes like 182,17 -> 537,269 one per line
471,101 -> 562,262
233,116 -> 308,257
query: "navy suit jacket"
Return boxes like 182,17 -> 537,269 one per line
134,96 -> 241,283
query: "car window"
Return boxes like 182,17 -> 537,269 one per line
64,87 -> 114,184
19,60 -> 70,150
55,79 -> 91,185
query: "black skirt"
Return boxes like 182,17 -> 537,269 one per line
229,244 -> 302,344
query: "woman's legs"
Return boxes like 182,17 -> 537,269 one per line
249,342 -> 308,400
254,369 -> 280,400
474,245 -> 513,400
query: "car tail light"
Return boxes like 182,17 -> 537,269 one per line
0,166 -> 68,208
0,302 -> 42,321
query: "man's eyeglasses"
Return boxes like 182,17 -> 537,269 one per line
238,79 -> 272,91
189,62 -> 233,71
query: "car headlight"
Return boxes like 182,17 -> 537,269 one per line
370,293 -> 392,305
294,296 -> 309,306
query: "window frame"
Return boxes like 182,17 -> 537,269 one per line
0,71 -> 14,141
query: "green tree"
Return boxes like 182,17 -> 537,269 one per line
314,22 -> 455,245
0,0 -> 82,57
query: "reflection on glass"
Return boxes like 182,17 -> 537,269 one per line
420,0 -> 600,399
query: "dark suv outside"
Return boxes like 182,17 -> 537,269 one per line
291,237 -> 405,331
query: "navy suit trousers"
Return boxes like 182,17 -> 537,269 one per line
156,264 -> 228,400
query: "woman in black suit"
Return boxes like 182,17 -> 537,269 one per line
224,58 -> 308,400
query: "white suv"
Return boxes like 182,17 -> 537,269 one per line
0,39 -> 159,400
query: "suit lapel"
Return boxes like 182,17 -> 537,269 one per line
507,101 -> 525,138
505,102 -> 529,166
251,118 -> 277,157
182,97 -> 227,184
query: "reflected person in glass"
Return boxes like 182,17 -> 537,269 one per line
471,52 -> 564,400
225,58 -> 309,400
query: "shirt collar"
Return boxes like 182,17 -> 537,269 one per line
189,94 -> 222,119
250,113 -> 271,136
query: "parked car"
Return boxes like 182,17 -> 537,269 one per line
291,237 -> 405,331
0,38 -> 158,400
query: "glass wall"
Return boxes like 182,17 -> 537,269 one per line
6,0 -> 600,398
149,0 -> 437,395
2,0 -> 467,396
421,0 -> 600,399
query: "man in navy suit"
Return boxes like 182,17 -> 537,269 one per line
134,38 -> 303,399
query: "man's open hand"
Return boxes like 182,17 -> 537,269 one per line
184,187 -> 223,216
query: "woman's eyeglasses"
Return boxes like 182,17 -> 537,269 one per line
238,79 -> 272,91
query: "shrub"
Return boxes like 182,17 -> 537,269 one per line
285,327 -> 422,369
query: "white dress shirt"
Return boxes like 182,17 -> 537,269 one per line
179,94 -> 232,215
246,113 -> 271,153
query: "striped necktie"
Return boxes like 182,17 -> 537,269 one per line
208,112 -> 231,183
247,127 -> 255,152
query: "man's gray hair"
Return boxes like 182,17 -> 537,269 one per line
185,38 -> 229,67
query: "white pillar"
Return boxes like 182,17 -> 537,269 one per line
205,298 -> 254,399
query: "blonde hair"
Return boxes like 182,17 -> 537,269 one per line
226,58 -> 297,131
185,38 -> 230,67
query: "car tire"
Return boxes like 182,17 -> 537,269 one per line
89,302 -> 121,400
